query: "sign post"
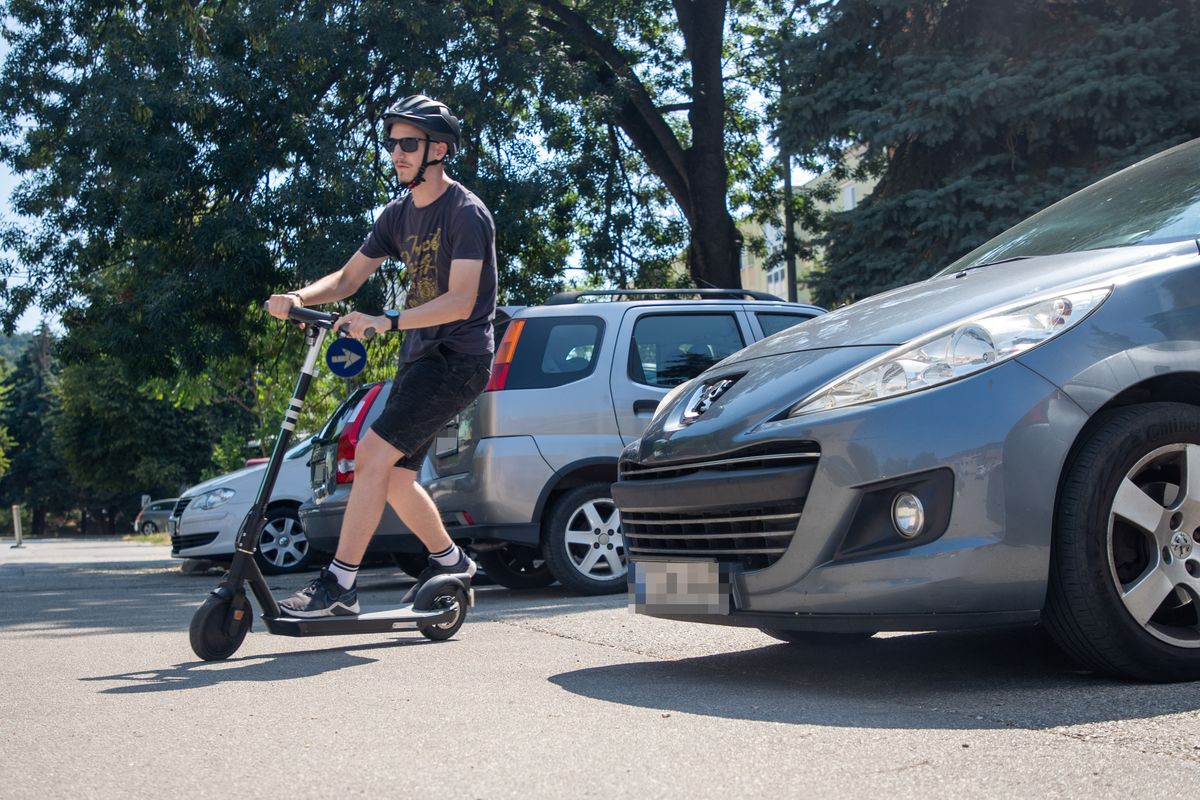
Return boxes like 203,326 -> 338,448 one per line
11,504 -> 23,549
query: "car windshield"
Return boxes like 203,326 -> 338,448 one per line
940,138 -> 1200,274
285,438 -> 311,459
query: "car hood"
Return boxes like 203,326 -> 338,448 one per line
728,240 -> 1197,363
182,464 -> 265,498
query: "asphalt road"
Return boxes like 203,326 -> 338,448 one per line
1,537 -> 1198,799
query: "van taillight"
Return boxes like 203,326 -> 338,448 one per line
335,383 -> 383,484
485,319 -> 525,392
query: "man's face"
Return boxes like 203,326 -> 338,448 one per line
386,121 -> 447,183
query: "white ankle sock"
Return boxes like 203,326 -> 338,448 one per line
328,558 -> 359,589
430,544 -> 462,567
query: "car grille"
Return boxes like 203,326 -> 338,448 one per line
172,497 -> 194,517
171,530 -> 219,553
615,444 -> 819,571
619,445 -> 820,481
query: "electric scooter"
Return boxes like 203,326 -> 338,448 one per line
188,305 -> 471,661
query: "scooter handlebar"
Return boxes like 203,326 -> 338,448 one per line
338,323 -> 377,340
264,303 -> 375,338
262,302 -> 339,329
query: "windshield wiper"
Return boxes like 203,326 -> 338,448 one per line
954,255 -> 1035,275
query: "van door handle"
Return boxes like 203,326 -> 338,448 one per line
633,400 -> 659,416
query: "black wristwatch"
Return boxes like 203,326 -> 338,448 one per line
384,309 -> 401,332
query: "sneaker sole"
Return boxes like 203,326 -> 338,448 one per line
278,601 -> 360,619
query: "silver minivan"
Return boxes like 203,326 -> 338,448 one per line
301,290 -> 824,594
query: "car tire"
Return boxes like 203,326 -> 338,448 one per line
759,628 -> 876,645
542,483 -> 626,595
140,521 -> 158,534
1043,402 -> 1200,682
391,552 -> 428,579
254,506 -> 314,575
476,544 -> 557,589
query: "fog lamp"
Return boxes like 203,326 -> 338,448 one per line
891,493 -> 925,538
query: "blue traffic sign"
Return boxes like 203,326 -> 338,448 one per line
326,337 -> 368,378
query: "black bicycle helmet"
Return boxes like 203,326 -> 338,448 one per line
380,94 -> 461,157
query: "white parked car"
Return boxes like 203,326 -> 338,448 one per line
169,438 -> 317,574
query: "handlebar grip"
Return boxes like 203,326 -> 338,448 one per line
337,324 -> 377,340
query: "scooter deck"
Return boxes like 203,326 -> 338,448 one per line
263,605 -> 456,637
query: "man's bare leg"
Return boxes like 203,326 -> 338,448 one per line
333,429 -> 405,566
385,468 -> 454,553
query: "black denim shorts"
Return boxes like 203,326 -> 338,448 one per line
369,345 -> 493,470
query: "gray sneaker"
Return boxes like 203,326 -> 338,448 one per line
278,569 -> 360,618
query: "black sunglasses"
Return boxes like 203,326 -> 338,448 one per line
381,136 -> 430,154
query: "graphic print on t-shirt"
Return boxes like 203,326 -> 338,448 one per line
399,229 -> 441,307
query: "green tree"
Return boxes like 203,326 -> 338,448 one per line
777,0 -> 1200,306
468,0 -> 786,289
0,325 -> 75,534
53,357 -> 231,532
0,357 -> 13,478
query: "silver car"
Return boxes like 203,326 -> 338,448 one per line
302,291 -> 824,594
614,138 -> 1200,681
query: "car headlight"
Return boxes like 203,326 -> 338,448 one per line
788,286 -> 1112,417
195,488 -> 236,510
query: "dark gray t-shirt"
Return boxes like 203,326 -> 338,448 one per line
359,182 -> 498,363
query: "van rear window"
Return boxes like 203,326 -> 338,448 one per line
506,317 -> 604,389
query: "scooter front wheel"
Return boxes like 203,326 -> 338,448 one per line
418,587 -> 467,641
190,593 -> 252,660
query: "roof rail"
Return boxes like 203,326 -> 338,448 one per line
544,288 -> 784,305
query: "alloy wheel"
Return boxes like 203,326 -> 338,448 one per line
1107,442 -> 1200,648
562,497 -> 626,580
258,515 -> 310,570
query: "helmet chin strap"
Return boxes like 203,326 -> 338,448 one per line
403,138 -> 445,191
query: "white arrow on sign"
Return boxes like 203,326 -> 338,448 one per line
332,351 -> 362,368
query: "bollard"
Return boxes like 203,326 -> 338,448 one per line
10,504 -> 23,548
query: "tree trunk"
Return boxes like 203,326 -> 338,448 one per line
677,0 -> 743,288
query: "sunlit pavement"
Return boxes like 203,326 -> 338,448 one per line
2,537 -> 1198,799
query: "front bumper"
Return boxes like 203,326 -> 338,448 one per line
169,503 -> 243,558
614,356 -> 1091,629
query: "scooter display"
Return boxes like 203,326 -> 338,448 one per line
188,305 -> 471,661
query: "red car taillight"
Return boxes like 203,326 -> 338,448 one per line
335,383 -> 384,484
485,319 -> 525,392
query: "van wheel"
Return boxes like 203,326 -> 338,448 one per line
1044,403 -> 1200,682
543,483 -> 626,595
476,545 -> 556,589
254,507 -> 313,575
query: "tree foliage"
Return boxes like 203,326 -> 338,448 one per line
0,325 -> 76,534
777,0 -> 1200,306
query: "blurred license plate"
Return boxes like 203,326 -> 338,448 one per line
629,560 -> 730,615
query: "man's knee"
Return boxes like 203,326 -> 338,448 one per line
355,431 -> 404,472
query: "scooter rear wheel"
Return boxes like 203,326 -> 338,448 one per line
190,594 -> 252,661
418,587 -> 467,641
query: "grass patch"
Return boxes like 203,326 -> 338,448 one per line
122,532 -> 170,546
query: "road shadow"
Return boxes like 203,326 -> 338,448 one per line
549,626 -> 1200,730
80,639 -> 445,694
0,558 -> 611,636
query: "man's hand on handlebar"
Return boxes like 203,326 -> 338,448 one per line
337,311 -> 384,340
266,293 -> 302,321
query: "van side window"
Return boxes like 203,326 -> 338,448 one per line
505,317 -> 605,390
629,314 -> 745,388
756,312 -> 817,337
